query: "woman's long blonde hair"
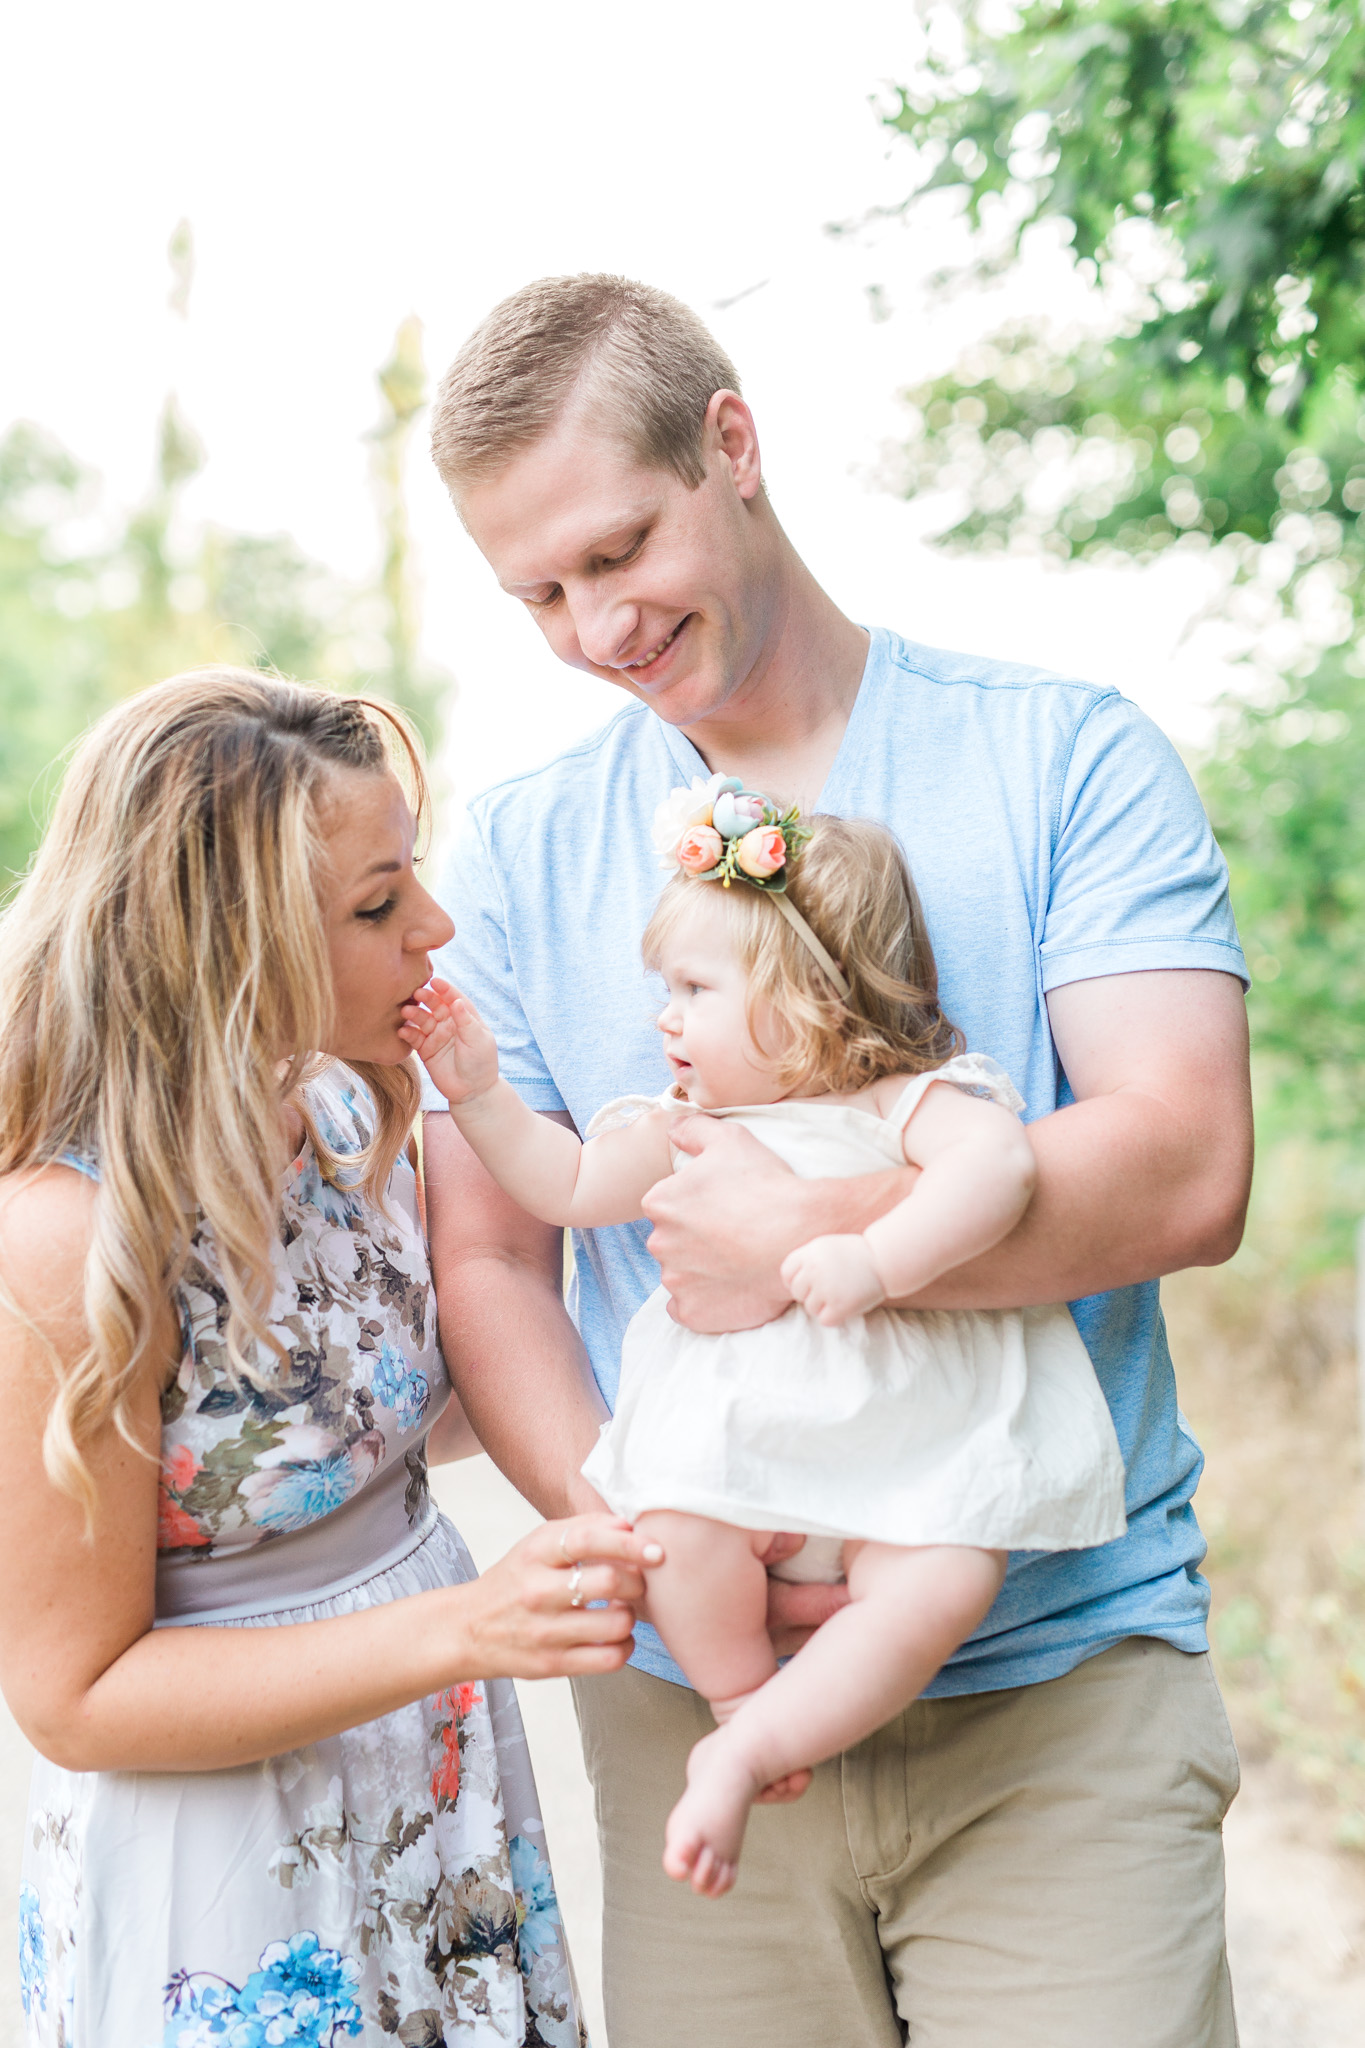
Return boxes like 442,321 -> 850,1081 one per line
644,814 -> 964,1095
0,667 -> 428,1513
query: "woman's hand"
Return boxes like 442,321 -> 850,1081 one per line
454,1513 -> 664,1680
399,977 -> 500,1107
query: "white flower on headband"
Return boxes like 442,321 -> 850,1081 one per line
651,773 -> 735,870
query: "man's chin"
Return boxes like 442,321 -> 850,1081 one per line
609,669 -> 727,730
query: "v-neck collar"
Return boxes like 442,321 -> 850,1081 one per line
656,626 -> 883,812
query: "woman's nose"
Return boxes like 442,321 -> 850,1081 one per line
412,890 -> 455,952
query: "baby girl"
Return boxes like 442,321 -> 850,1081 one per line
402,780 -> 1126,1897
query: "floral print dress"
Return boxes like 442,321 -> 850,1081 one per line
20,1064 -> 584,2048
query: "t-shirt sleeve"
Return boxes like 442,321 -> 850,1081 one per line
419,809 -> 568,1116
1039,692 -> 1248,993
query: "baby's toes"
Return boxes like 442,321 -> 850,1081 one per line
661,1813 -> 702,1884
691,1845 -> 736,1898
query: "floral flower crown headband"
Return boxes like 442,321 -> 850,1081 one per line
652,773 -> 851,1001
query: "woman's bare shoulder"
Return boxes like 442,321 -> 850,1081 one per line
0,1163 -> 99,1317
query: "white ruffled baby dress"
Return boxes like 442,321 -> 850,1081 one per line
581,1054 -> 1127,1570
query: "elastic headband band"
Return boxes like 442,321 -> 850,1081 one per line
768,887 -> 852,1001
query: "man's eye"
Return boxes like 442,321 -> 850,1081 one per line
527,587 -> 562,610
601,534 -> 645,570
357,898 -> 397,924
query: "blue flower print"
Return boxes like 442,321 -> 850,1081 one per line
509,1834 -> 562,1962
17,1883 -> 48,2018
163,1931 -> 362,2045
246,1452 -> 358,1534
369,1342 -> 429,1435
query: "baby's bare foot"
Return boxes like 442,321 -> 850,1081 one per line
662,1729 -> 765,1898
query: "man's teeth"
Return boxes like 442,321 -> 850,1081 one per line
627,622 -> 682,669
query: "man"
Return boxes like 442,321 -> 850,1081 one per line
421,273 -> 1251,2048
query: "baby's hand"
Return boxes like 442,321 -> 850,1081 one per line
398,978 -> 499,1107
780,1234 -> 886,1327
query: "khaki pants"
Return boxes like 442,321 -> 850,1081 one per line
572,1636 -> 1239,2047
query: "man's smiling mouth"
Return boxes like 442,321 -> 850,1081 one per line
624,619 -> 687,672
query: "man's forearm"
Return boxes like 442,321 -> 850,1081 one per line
911,1088 -> 1244,1308
435,1249 -> 609,1519
424,1110 -> 611,1520
652,970 -> 1251,1329
786,1092 -> 1245,1311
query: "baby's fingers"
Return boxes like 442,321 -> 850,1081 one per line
779,1249 -> 808,1294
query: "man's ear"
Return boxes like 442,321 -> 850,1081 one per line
706,390 -> 763,500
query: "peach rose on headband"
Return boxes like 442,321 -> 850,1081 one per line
736,826 -> 787,877
677,824 -> 724,873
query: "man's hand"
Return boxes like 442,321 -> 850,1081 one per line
756,1531 -> 851,1653
765,1575 -> 851,1658
642,1115 -> 910,1333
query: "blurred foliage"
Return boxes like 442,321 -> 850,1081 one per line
1167,1244 -> 1365,1850
370,315 -> 446,748
0,317 -> 447,885
884,0 -> 1365,1158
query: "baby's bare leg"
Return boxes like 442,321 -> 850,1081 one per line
633,1510 -> 779,1708
664,1543 -> 1007,1898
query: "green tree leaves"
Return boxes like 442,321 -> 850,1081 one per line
0,321 -> 449,887
886,0 -> 1365,1150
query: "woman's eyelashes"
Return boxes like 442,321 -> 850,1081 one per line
356,897 -> 398,924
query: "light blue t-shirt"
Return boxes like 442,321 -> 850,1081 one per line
424,627 -> 1247,1694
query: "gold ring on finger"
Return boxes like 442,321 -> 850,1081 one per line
568,1563 -> 585,1609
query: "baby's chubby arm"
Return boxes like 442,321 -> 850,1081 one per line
781,1084 -> 1037,1327
400,980 -> 674,1228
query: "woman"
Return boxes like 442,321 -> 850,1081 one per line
0,669 -> 653,2047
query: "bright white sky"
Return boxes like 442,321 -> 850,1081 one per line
2,0 -> 1237,802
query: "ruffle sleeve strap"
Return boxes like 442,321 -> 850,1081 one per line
885,1053 -> 1027,1138
584,1088 -> 681,1140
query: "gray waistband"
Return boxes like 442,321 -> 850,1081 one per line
155,1452 -> 434,1626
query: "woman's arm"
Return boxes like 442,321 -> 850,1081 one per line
0,1167 -> 657,1775
782,1084 -> 1036,1325
402,977 -> 674,1226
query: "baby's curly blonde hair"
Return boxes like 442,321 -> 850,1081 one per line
642,814 -> 963,1095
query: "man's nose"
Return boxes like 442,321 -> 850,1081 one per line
569,583 -> 639,671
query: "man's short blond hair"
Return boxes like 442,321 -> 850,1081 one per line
430,273 -> 741,492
